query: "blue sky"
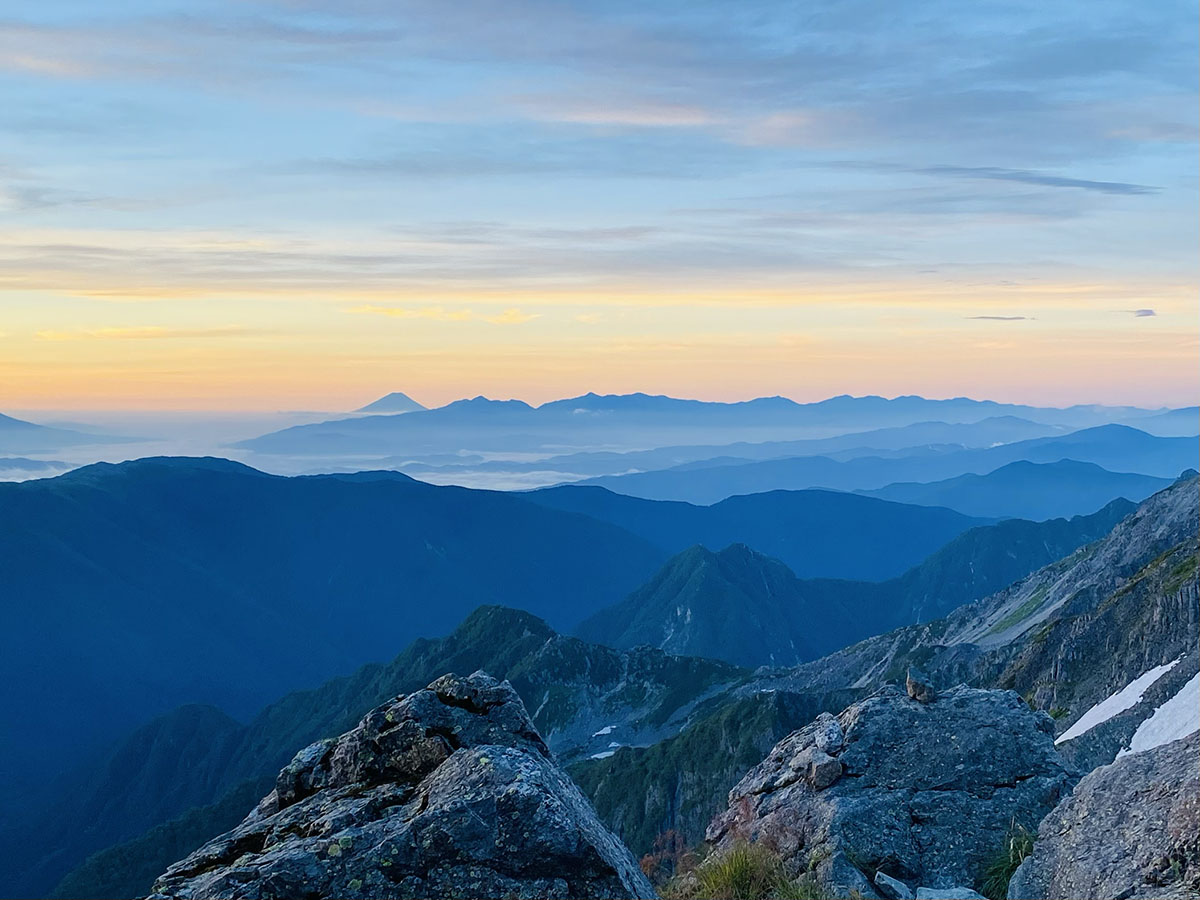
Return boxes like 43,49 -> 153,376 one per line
1,0 -> 1196,408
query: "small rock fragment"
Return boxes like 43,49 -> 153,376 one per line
808,749 -> 843,790
915,888 -> 986,899
812,712 -> 844,753
875,870 -> 914,899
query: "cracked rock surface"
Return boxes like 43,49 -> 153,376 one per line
1008,732 -> 1200,900
149,671 -> 655,900
705,685 -> 1074,898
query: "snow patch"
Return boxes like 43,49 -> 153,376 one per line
589,750 -> 616,760
591,725 -> 615,737
1120,672 -> 1200,757
1056,658 -> 1182,745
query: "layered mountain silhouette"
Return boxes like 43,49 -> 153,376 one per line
236,393 -> 1171,457
0,412 -> 122,454
525,484 -> 984,580
576,424 -> 1196,506
859,459 -> 1172,519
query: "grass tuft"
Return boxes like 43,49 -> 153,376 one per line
979,820 -> 1035,900
666,841 -> 819,900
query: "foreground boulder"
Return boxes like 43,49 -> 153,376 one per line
1008,732 -> 1199,900
705,685 -> 1074,898
149,672 -> 655,899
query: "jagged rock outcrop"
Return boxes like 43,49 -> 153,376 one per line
1008,733 -> 1200,900
149,672 -> 655,900
705,685 -> 1074,898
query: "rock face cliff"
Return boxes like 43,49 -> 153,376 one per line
704,685 -> 1074,899
149,672 -> 655,900
1008,733 -> 1200,900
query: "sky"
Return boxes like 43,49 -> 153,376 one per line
1,0 -> 1197,411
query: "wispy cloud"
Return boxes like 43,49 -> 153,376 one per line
965,315 -> 1033,321
35,325 -> 263,341
921,166 -> 1158,195
350,305 -> 540,325
1129,308 -> 1157,317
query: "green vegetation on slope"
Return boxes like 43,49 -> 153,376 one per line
51,776 -> 275,900
571,689 -> 859,859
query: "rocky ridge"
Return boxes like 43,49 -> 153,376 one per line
150,672 -> 654,900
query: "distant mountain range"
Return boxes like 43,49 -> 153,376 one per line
235,392 -> 1179,458
394,415 -> 1069,478
575,425 -> 1196,507
858,459 -> 1172,520
577,498 -> 1134,666
0,412 -> 122,454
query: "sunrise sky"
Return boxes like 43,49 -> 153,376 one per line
2,0 -> 1197,410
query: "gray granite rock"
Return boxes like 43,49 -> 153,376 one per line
1008,732 -> 1199,900
149,672 -> 655,899
875,869 -> 914,898
706,685 -> 1074,898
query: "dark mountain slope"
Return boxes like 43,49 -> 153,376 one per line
21,607 -> 741,899
0,458 -> 666,807
525,485 -> 985,581
570,688 -> 859,860
579,500 -> 1134,668
577,544 -> 856,668
860,459 -> 1171,519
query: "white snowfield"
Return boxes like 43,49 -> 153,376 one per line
1055,658 -> 1182,745
1120,672 -> 1200,757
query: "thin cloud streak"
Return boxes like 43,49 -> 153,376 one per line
350,305 -> 540,325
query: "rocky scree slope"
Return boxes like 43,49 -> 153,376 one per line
1008,731 -> 1200,900
149,672 -> 655,900
702,684 -> 1074,899
570,687 -> 861,861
